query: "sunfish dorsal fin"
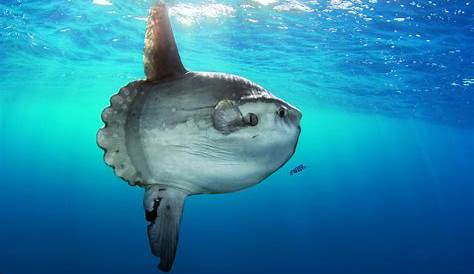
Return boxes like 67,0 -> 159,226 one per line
144,2 -> 187,81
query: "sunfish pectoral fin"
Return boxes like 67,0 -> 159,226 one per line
144,2 -> 187,81
144,186 -> 187,272
212,100 -> 246,134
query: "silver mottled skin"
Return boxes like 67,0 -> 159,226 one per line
123,72 -> 301,194
97,2 -> 301,272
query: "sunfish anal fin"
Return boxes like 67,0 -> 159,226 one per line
144,2 -> 187,81
144,186 -> 187,272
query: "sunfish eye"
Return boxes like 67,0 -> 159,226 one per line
248,113 -> 258,126
277,106 -> 287,118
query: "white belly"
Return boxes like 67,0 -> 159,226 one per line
140,117 -> 266,194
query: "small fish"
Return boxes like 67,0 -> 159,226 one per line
290,164 -> 306,175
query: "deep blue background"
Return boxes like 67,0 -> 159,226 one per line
1,0 -> 473,273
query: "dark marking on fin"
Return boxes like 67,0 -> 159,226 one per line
144,2 -> 187,81
145,198 -> 161,222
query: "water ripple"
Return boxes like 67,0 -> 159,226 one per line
0,0 -> 473,127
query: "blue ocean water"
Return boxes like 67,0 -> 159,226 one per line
1,0 -> 473,273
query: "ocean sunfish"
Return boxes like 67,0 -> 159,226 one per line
97,2 -> 302,272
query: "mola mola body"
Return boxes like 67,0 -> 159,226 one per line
97,2 -> 301,271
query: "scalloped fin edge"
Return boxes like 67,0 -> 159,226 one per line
96,81 -> 145,186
